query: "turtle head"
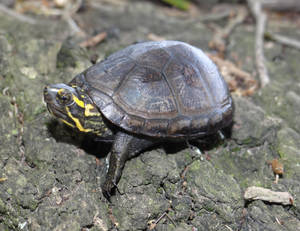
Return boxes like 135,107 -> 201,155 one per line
44,83 -> 105,134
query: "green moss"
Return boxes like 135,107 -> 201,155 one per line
241,179 -> 265,189
57,49 -> 76,69
16,175 -> 27,187
11,129 -> 18,136
32,106 -> 47,118
188,160 -> 201,173
0,198 -> 7,214
0,199 -> 20,230
174,203 -> 188,212
202,200 -> 215,212
161,0 -> 190,10
156,186 -> 164,194
240,137 -> 259,145
56,41 -> 89,70
13,194 -> 38,212
230,146 -> 241,153
6,188 -> 12,195
277,149 -> 286,159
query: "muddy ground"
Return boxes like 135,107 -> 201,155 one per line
0,1 -> 299,230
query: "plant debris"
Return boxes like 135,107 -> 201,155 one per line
265,32 -> 300,51
0,3 -> 37,24
161,0 -> 190,11
79,32 -> 107,48
148,211 -> 176,230
268,159 -> 284,184
247,0 -> 270,88
244,186 -> 293,205
147,33 -> 166,41
0,177 -> 7,182
207,53 -> 258,96
209,6 -> 248,55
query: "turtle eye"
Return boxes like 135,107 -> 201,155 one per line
57,89 -> 72,105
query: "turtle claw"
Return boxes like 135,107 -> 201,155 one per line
102,179 -> 123,201
101,180 -> 115,202
103,191 -> 112,202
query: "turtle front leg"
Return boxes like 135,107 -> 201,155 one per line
101,131 -> 155,199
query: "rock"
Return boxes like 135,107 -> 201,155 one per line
0,1 -> 299,230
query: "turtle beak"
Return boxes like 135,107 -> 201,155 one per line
44,86 -> 57,116
43,85 -> 67,119
43,85 -> 58,104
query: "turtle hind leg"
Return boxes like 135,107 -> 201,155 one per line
101,131 -> 155,200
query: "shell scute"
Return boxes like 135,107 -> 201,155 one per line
114,66 -> 177,118
167,116 -> 192,136
85,56 -> 135,96
133,48 -> 171,71
143,119 -> 169,137
164,60 -> 213,114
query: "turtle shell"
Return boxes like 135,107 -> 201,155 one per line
70,41 -> 233,138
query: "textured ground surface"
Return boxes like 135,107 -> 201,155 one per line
0,1 -> 299,230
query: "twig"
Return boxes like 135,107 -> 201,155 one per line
200,9 -> 232,22
11,0 -> 84,36
275,217 -> 284,225
147,33 -> 166,41
79,32 -> 107,48
265,32 -> 300,51
225,225 -> 234,231
261,0 -> 300,12
207,53 -> 258,96
247,0 -> 270,88
12,96 -> 26,164
148,211 -> 176,230
209,7 -> 248,54
89,0 -> 126,7
62,0 -> 85,36
255,7 -> 269,87
3,89 -> 26,164
0,177 -> 7,182
65,15 -> 84,36
108,207 -> 119,228
244,186 -> 294,205
0,4 -> 37,24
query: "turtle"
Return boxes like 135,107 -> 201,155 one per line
43,40 -> 234,198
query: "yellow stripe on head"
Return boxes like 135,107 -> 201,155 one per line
66,107 -> 92,133
60,119 -> 75,128
72,94 -> 85,108
85,104 -> 101,117
71,93 -> 100,117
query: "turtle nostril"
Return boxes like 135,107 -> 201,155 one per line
43,86 -> 54,103
43,86 -> 49,95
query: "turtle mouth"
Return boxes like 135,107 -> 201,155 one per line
46,103 -> 69,121
43,85 -> 60,104
43,86 -> 53,104
44,86 -> 69,120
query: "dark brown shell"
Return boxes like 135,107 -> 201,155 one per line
71,41 -> 233,138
